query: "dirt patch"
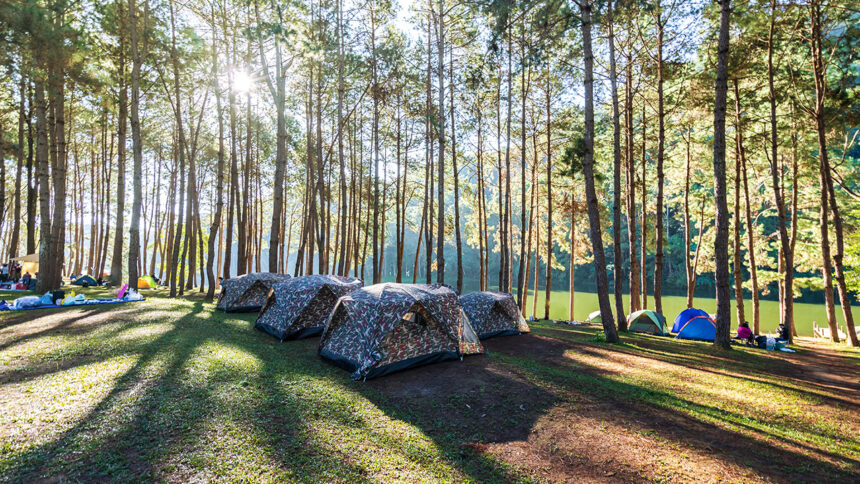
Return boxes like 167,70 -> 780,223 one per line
369,331 -> 859,483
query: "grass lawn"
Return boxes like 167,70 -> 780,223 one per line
523,289 -> 860,337
0,288 -> 858,482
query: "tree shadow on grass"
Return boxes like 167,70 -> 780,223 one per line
4,303 -> 857,483
542,326 -> 860,409
486,331 -> 859,482
2,303 -> 410,482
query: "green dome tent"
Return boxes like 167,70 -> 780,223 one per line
626,310 -> 669,336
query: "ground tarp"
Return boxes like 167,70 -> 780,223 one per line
216,272 -> 291,312
255,274 -> 363,340
319,283 -> 484,380
459,291 -> 529,339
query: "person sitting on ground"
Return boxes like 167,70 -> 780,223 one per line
775,322 -> 790,342
736,321 -> 755,345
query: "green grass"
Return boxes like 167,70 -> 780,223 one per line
0,289 -> 858,482
522,289 -> 859,337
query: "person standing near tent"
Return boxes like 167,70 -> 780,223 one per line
1,264 -> 8,282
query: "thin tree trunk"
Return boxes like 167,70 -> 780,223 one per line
580,0 -> 618,342
543,73 -> 553,320
111,4 -> 127,286
609,0 -> 625,322
206,6 -> 224,300
734,81 -> 759,334
436,0 -> 446,285
625,45 -> 639,318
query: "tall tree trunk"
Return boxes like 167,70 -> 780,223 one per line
569,196 -> 576,321
371,8 -> 381,283
641,103 -> 647,309
609,0 -> 625,323
450,45 -> 462,293
127,0 -> 147,291
767,0 -> 794,342
624,46 -> 639,319
712,0 -> 733,349
9,75 -> 25,259
34,83 -> 51,292
809,1 -> 857,347
111,13 -> 128,286
653,4 -> 665,315
207,9 -> 224,300
516,19 -> 529,306
732,82 -> 745,328
683,130 -> 695,308
435,0 -> 446,285
543,74 -> 553,320
580,0 -> 618,342
168,0 -> 187,297
336,0 -> 347,276
734,81 -> 759,334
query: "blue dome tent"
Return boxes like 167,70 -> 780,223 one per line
674,310 -> 717,341
672,308 -> 710,333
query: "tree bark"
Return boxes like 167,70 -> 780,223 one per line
609,0 -> 625,323
767,0 -> 794,341
127,0 -> 147,291
580,0 -> 618,342
111,9 -> 128,286
712,0 -> 733,349
436,0 -> 446,285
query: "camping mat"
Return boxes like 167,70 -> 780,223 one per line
0,297 -> 145,311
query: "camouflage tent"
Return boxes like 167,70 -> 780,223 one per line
216,272 -> 291,312
459,291 -> 530,339
255,275 -> 363,340
319,283 -> 484,380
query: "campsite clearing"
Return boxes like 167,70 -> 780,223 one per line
0,290 -> 857,482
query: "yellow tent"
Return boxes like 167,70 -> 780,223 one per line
11,254 -> 39,275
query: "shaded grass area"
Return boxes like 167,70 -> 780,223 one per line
0,290 -> 858,482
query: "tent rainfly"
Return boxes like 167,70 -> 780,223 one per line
255,274 -> 363,340
216,272 -> 291,312
459,291 -> 530,339
626,310 -> 669,336
319,283 -> 484,380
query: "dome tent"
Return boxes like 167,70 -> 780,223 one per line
216,272 -> 291,312
672,308 -> 710,333
319,283 -> 484,380
137,275 -> 158,289
585,310 -> 602,323
71,275 -> 98,287
459,291 -> 530,339
626,310 -> 669,336
255,274 -> 363,340
674,311 -> 717,341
